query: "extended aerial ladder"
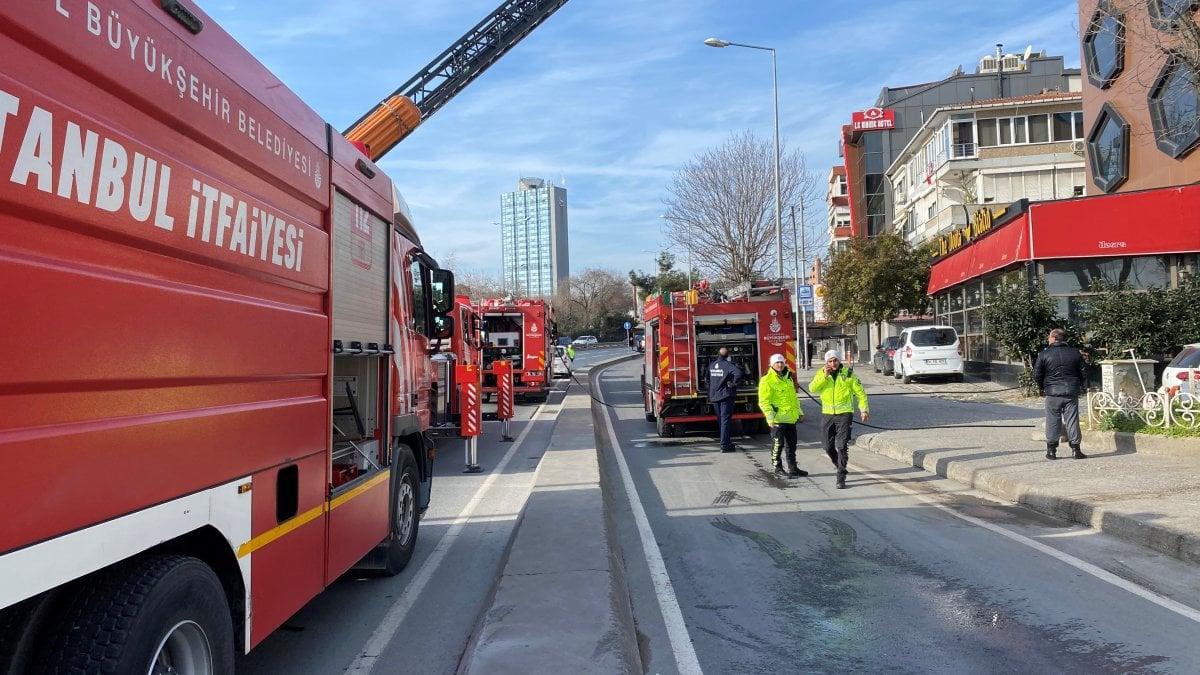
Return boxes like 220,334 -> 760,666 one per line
344,0 -> 570,160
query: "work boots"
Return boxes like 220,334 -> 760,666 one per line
785,452 -> 808,478
1045,442 -> 1058,460
1070,443 -> 1087,460
774,462 -> 787,477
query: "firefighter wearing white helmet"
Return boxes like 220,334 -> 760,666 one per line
808,349 -> 869,489
758,353 -> 807,478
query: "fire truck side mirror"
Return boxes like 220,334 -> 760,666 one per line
432,314 -> 455,340
430,268 -> 456,316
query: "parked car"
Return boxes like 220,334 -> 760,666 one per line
872,336 -> 901,375
1162,343 -> 1200,397
572,335 -> 598,347
892,325 -> 964,383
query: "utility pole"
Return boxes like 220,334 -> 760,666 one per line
791,204 -> 809,368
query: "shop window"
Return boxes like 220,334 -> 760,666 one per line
1086,102 -> 1130,193
1083,1 -> 1125,89
965,282 -> 983,309
1148,52 -> 1200,159
1149,0 -> 1198,30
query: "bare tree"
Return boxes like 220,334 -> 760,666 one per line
451,268 -> 506,301
557,268 -> 634,337
662,130 -> 818,287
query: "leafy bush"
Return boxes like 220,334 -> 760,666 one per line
1096,411 -> 1147,433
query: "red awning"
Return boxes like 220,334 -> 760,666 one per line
1030,183 -> 1200,258
927,214 -> 1030,294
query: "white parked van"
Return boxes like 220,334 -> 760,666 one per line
892,325 -> 965,383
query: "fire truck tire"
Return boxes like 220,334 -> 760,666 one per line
41,554 -> 234,674
383,447 -> 421,576
655,415 -> 678,438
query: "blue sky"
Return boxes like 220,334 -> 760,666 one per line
202,0 -> 1082,281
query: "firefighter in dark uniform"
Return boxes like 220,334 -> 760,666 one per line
708,347 -> 743,452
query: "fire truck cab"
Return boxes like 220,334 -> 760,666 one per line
642,284 -> 796,438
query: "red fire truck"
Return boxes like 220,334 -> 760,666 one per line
478,298 -> 557,402
642,284 -> 796,438
0,2 -> 458,670
429,296 -> 485,435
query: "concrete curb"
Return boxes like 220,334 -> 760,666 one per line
1029,426 -> 1200,458
857,433 -> 1200,565
458,353 -> 641,674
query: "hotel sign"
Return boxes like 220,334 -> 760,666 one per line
851,107 -> 895,131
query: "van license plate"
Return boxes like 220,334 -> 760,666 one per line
927,359 -> 946,365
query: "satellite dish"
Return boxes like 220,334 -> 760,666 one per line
1023,44 -> 1033,61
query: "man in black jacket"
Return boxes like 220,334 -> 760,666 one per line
1033,328 -> 1088,460
708,347 -> 743,453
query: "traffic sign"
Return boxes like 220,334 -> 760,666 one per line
624,321 -> 632,330
796,284 -> 814,308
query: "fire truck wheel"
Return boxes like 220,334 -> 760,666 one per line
383,446 -> 421,576
42,554 -> 234,674
655,415 -> 678,438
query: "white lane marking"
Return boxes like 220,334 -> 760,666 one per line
346,415 -> 545,673
856,466 -> 1200,624
598,370 -> 704,675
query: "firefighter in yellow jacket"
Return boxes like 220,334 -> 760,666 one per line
758,353 -> 808,478
808,350 -> 869,489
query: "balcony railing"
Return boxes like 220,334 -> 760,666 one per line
951,142 -> 977,159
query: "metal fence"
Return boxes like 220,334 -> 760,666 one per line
1086,390 -> 1200,431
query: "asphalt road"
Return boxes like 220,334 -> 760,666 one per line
597,358 -> 1200,674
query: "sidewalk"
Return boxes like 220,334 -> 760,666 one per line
458,354 -> 641,675
856,424 -> 1200,564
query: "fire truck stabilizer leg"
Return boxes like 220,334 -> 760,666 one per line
501,419 -> 514,442
464,437 -> 483,473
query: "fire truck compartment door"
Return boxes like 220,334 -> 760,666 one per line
332,190 -> 389,345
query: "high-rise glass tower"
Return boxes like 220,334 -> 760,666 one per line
500,177 -> 569,297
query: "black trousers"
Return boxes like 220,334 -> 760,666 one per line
770,423 -> 798,468
821,413 -> 853,477
714,399 -> 735,451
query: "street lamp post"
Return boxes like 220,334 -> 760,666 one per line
704,37 -> 783,280
791,204 -> 809,368
660,214 -> 693,288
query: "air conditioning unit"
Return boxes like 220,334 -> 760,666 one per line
1071,139 -> 1086,154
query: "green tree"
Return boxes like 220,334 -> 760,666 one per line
822,234 -> 932,344
1084,277 -> 1200,359
629,251 -> 690,297
981,281 -> 1063,394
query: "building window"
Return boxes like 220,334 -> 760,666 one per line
1087,102 -> 1130,192
1052,111 -> 1086,141
1083,0 -> 1125,89
1148,0 -> 1198,30
1148,52 -> 1200,158
1028,114 -> 1050,143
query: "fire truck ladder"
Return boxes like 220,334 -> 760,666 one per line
344,0 -> 570,160
668,301 -> 696,395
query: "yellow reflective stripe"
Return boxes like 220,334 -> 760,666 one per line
237,471 -> 390,558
